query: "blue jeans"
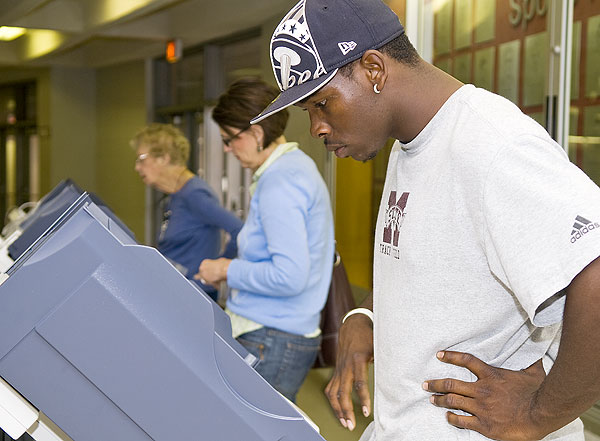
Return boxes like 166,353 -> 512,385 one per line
237,327 -> 321,403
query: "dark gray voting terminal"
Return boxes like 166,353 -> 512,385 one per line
7,179 -> 135,262
7,179 -> 83,261
0,194 -> 325,441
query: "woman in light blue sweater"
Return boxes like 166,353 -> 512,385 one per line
196,78 -> 334,402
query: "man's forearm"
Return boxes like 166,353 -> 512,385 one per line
533,257 -> 600,432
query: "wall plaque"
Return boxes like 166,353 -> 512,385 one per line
474,47 -> 495,91
498,39 -> 520,104
523,31 -> 548,107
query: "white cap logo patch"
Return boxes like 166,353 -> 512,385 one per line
270,0 -> 327,91
338,41 -> 357,55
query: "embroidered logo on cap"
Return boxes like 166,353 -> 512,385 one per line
271,0 -> 327,91
338,41 -> 357,55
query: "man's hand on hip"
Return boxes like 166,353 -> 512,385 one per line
424,351 -> 552,441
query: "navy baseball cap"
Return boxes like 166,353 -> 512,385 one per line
251,0 -> 405,124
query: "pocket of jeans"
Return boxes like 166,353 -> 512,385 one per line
286,337 -> 320,353
237,337 -> 265,361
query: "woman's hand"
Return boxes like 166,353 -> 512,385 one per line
194,258 -> 232,286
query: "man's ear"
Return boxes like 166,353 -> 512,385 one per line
359,49 -> 388,92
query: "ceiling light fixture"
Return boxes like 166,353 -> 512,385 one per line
0,26 -> 26,41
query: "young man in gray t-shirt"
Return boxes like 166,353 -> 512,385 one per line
251,0 -> 600,440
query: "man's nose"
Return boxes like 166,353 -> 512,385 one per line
308,114 -> 331,140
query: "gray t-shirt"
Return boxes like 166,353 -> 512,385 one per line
363,85 -> 600,441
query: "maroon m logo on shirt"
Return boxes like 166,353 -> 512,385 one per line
383,191 -> 409,247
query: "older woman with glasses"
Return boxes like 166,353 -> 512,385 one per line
195,78 -> 334,403
131,123 -> 243,302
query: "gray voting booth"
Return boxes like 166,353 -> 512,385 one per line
0,194 -> 325,441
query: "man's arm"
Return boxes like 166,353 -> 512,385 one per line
424,255 -> 600,441
325,294 -> 374,431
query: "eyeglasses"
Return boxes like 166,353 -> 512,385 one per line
135,152 -> 150,164
222,125 -> 251,147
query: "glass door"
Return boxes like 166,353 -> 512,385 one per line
568,1 -> 600,186
0,82 -> 38,236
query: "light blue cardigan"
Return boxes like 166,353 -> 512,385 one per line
226,148 -> 335,336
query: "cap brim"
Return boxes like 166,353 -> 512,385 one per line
251,69 -> 338,124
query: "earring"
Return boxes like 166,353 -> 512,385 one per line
373,84 -> 381,94
257,143 -> 263,152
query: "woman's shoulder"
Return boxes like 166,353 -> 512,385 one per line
259,149 -> 325,198
267,148 -> 317,177
179,176 -> 218,199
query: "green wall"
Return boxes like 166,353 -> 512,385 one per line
96,60 -> 147,241
49,66 -> 97,192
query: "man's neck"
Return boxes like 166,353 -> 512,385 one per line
390,62 -> 463,144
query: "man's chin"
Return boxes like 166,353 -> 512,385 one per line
365,151 -> 379,162
350,150 -> 378,163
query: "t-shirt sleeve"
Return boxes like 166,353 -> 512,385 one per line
482,134 -> 600,326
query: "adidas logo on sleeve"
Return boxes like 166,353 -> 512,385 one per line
571,215 -> 600,244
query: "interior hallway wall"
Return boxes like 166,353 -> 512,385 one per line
49,66 -> 97,192
95,60 -> 147,240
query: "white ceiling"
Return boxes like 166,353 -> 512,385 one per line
0,0 -> 294,68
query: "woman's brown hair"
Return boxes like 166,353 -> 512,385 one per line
212,77 -> 289,148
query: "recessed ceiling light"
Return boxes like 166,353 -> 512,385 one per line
0,26 -> 26,41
